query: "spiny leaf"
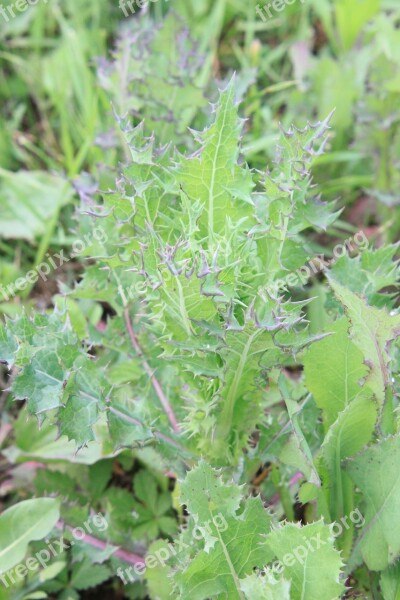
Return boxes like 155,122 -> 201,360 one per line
266,520 -> 345,600
0,323 -> 18,367
180,461 -> 244,528
175,462 -> 273,600
176,77 -> 254,243
240,572 -> 291,599
175,497 -> 273,600
329,244 -> 400,308
99,15 -> 207,146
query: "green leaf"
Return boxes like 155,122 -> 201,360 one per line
107,405 -> 154,450
175,497 -> 273,600
70,558 -> 111,590
345,435 -> 400,571
318,392 -> 377,552
328,277 -> 400,408
176,77 -> 253,243
266,521 -> 345,600
108,360 -> 142,384
304,317 -> 369,427
240,572 -> 291,599
146,540 -> 175,600
0,323 -> 18,367
131,471 -> 177,540
0,498 -> 60,573
12,348 -> 68,414
0,170 -> 72,241
175,462 -> 273,599
381,562 -> 400,600
211,302 -> 315,460
279,374 -> 321,487
180,461 -> 243,530
335,0 -> 380,50
5,408 -> 117,465
345,434 -> 400,571
176,464 -> 345,600
0,314 -> 116,447
329,245 -> 400,308
58,590 -> 79,600
101,15 -> 207,146
59,393 -> 98,446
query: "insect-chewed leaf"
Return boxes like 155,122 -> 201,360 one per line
345,434 -> 400,571
328,276 -> 400,407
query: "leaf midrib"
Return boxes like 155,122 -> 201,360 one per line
207,93 -> 230,243
219,330 -> 261,437
0,504 -> 57,566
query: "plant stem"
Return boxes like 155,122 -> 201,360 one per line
123,308 -> 180,433
108,405 -> 187,454
56,521 -> 144,566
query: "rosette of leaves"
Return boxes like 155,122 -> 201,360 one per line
0,79 -> 340,468
71,79 -> 339,462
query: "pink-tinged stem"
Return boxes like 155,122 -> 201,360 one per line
0,423 -> 12,446
22,462 -> 46,471
123,309 -> 179,432
56,521 -> 144,566
290,472 -> 304,486
107,406 -> 194,472
267,471 -> 304,507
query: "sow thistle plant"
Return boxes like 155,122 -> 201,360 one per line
1,79 -> 400,599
